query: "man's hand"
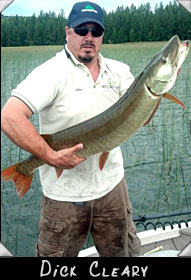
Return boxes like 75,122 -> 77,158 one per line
1,97 -> 86,179
49,143 -> 86,178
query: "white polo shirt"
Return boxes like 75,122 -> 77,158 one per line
12,46 -> 134,202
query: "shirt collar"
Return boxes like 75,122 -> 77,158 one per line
65,45 -> 82,66
98,53 -> 107,75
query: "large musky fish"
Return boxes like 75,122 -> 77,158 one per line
1,35 -> 190,198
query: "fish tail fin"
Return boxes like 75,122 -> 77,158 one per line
1,163 -> 33,198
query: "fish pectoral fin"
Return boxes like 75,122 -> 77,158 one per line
99,152 -> 109,171
163,92 -> 185,108
55,167 -> 64,179
144,97 -> 162,126
177,67 -> 181,76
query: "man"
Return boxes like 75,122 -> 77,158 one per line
1,2 -> 141,257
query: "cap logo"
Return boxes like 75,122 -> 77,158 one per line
81,5 -> 98,13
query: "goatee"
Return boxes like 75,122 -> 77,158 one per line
78,55 -> 94,64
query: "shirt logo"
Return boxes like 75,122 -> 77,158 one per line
108,78 -> 116,87
81,5 -> 98,13
102,78 -> 119,90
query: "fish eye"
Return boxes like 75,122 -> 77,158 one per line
161,57 -> 167,64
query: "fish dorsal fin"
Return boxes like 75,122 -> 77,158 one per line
163,93 -> 185,108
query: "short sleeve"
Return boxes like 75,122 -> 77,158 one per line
117,61 -> 135,97
11,53 -> 66,114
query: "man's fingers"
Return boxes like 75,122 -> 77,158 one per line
69,143 -> 86,161
70,143 -> 84,154
51,143 -> 86,172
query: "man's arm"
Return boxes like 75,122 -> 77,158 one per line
1,97 -> 86,171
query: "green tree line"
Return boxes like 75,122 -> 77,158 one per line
1,1 -> 191,47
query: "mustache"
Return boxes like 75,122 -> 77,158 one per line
80,42 -> 95,48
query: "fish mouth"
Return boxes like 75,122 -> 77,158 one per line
154,78 -> 169,84
145,36 -> 186,95
182,40 -> 190,48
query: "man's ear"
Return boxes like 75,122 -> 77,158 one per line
65,26 -> 72,40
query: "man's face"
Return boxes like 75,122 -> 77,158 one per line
65,22 -> 104,64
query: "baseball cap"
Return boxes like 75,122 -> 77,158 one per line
68,1 -> 105,30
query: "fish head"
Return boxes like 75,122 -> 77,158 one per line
145,35 -> 190,96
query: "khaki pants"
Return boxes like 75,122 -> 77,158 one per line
35,178 -> 141,257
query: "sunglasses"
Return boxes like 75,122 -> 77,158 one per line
73,26 -> 104,37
